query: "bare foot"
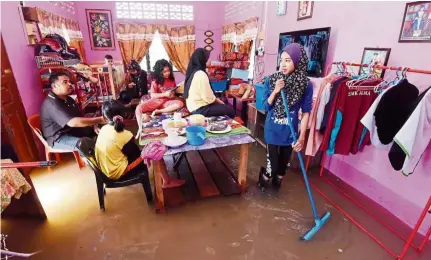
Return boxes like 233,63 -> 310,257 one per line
162,178 -> 185,188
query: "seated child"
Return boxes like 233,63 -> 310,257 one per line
135,59 -> 183,126
95,100 -> 185,188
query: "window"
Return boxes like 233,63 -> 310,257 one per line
140,31 -> 178,72
116,2 -> 194,20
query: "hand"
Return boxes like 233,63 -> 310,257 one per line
164,90 -> 173,98
292,137 -> 305,152
274,79 -> 285,94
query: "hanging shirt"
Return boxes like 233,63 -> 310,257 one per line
305,75 -> 342,156
321,79 -> 380,155
315,82 -> 331,130
319,77 -> 347,134
360,87 -> 393,149
389,87 -> 431,175
374,79 -> 419,145
263,79 -> 313,146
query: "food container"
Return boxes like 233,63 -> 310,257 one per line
186,126 -> 206,146
162,119 -> 188,130
188,114 -> 206,126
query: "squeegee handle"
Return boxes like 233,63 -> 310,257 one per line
281,89 -> 319,220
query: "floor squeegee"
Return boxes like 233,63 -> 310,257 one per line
281,89 -> 331,240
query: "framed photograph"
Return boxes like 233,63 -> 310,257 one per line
398,1 -> 431,42
277,1 -> 287,16
86,9 -> 115,50
359,48 -> 391,78
297,1 -> 314,20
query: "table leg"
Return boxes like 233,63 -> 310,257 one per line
238,144 -> 249,192
152,159 -> 166,213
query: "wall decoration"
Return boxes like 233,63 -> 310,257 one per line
204,30 -> 214,53
359,48 -> 391,78
398,1 -> 431,43
204,38 -> 214,44
277,1 -> 287,16
86,9 -> 115,50
297,1 -> 314,20
204,30 -> 214,37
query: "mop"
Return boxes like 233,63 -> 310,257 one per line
280,89 -> 331,241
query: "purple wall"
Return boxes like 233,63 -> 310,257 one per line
75,1 -> 224,83
0,1 -> 77,116
223,1 -> 431,235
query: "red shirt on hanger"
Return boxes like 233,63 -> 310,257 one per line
321,79 -> 381,155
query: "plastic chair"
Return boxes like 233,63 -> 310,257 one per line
77,137 -> 153,211
27,114 -> 85,169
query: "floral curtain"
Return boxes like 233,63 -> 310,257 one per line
36,8 -> 86,62
116,23 -> 155,66
221,17 -> 258,56
221,23 -> 236,53
157,25 -> 195,74
236,17 -> 258,55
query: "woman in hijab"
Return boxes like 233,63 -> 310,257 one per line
258,43 -> 313,190
184,48 -> 235,118
125,60 -> 148,98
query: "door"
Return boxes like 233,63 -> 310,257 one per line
1,36 -> 39,164
1,36 -> 46,219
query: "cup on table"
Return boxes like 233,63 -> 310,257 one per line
173,112 -> 182,121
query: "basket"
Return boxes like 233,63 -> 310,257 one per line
35,56 -> 81,68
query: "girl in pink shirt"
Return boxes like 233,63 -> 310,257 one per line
135,59 -> 184,126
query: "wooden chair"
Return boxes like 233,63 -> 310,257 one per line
76,137 -> 153,211
27,114 -> 85,169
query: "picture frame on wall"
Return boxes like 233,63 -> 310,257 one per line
277,1 -> 287,16
398,1 -> 431,43
297,1 -> 314,20
359,48 -> 391,78
86,9 -> 116,50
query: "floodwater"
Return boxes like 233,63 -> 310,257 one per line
1,144 -> 430,260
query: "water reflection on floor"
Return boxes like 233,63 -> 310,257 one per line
2,144 -> 430,260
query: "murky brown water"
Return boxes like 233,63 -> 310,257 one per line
2,144 -> 430,260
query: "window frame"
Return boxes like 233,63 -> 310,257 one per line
115,2 -> 194,21
140,31 -> 179,73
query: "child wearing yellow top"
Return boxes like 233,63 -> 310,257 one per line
95,100 -> 185,188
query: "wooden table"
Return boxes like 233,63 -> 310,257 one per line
152,134 -> 254,212
139,115 -> 255,212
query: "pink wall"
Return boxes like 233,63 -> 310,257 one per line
75,1 -> 224,83
223,1 -> 431,235
0,1 -> 78,116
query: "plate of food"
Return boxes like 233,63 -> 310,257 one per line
162,118 -> 187,129
162,136 -> 187,148
206,123 -> 232,134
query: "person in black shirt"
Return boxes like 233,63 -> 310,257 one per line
126,60 -> 148,98
40,72 -> 105,151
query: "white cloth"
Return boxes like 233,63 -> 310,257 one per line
360,88 -> 392,149
394,89 -> 431,175
315,83 -> 332,130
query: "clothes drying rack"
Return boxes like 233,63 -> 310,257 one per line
305,62 -> 431,260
